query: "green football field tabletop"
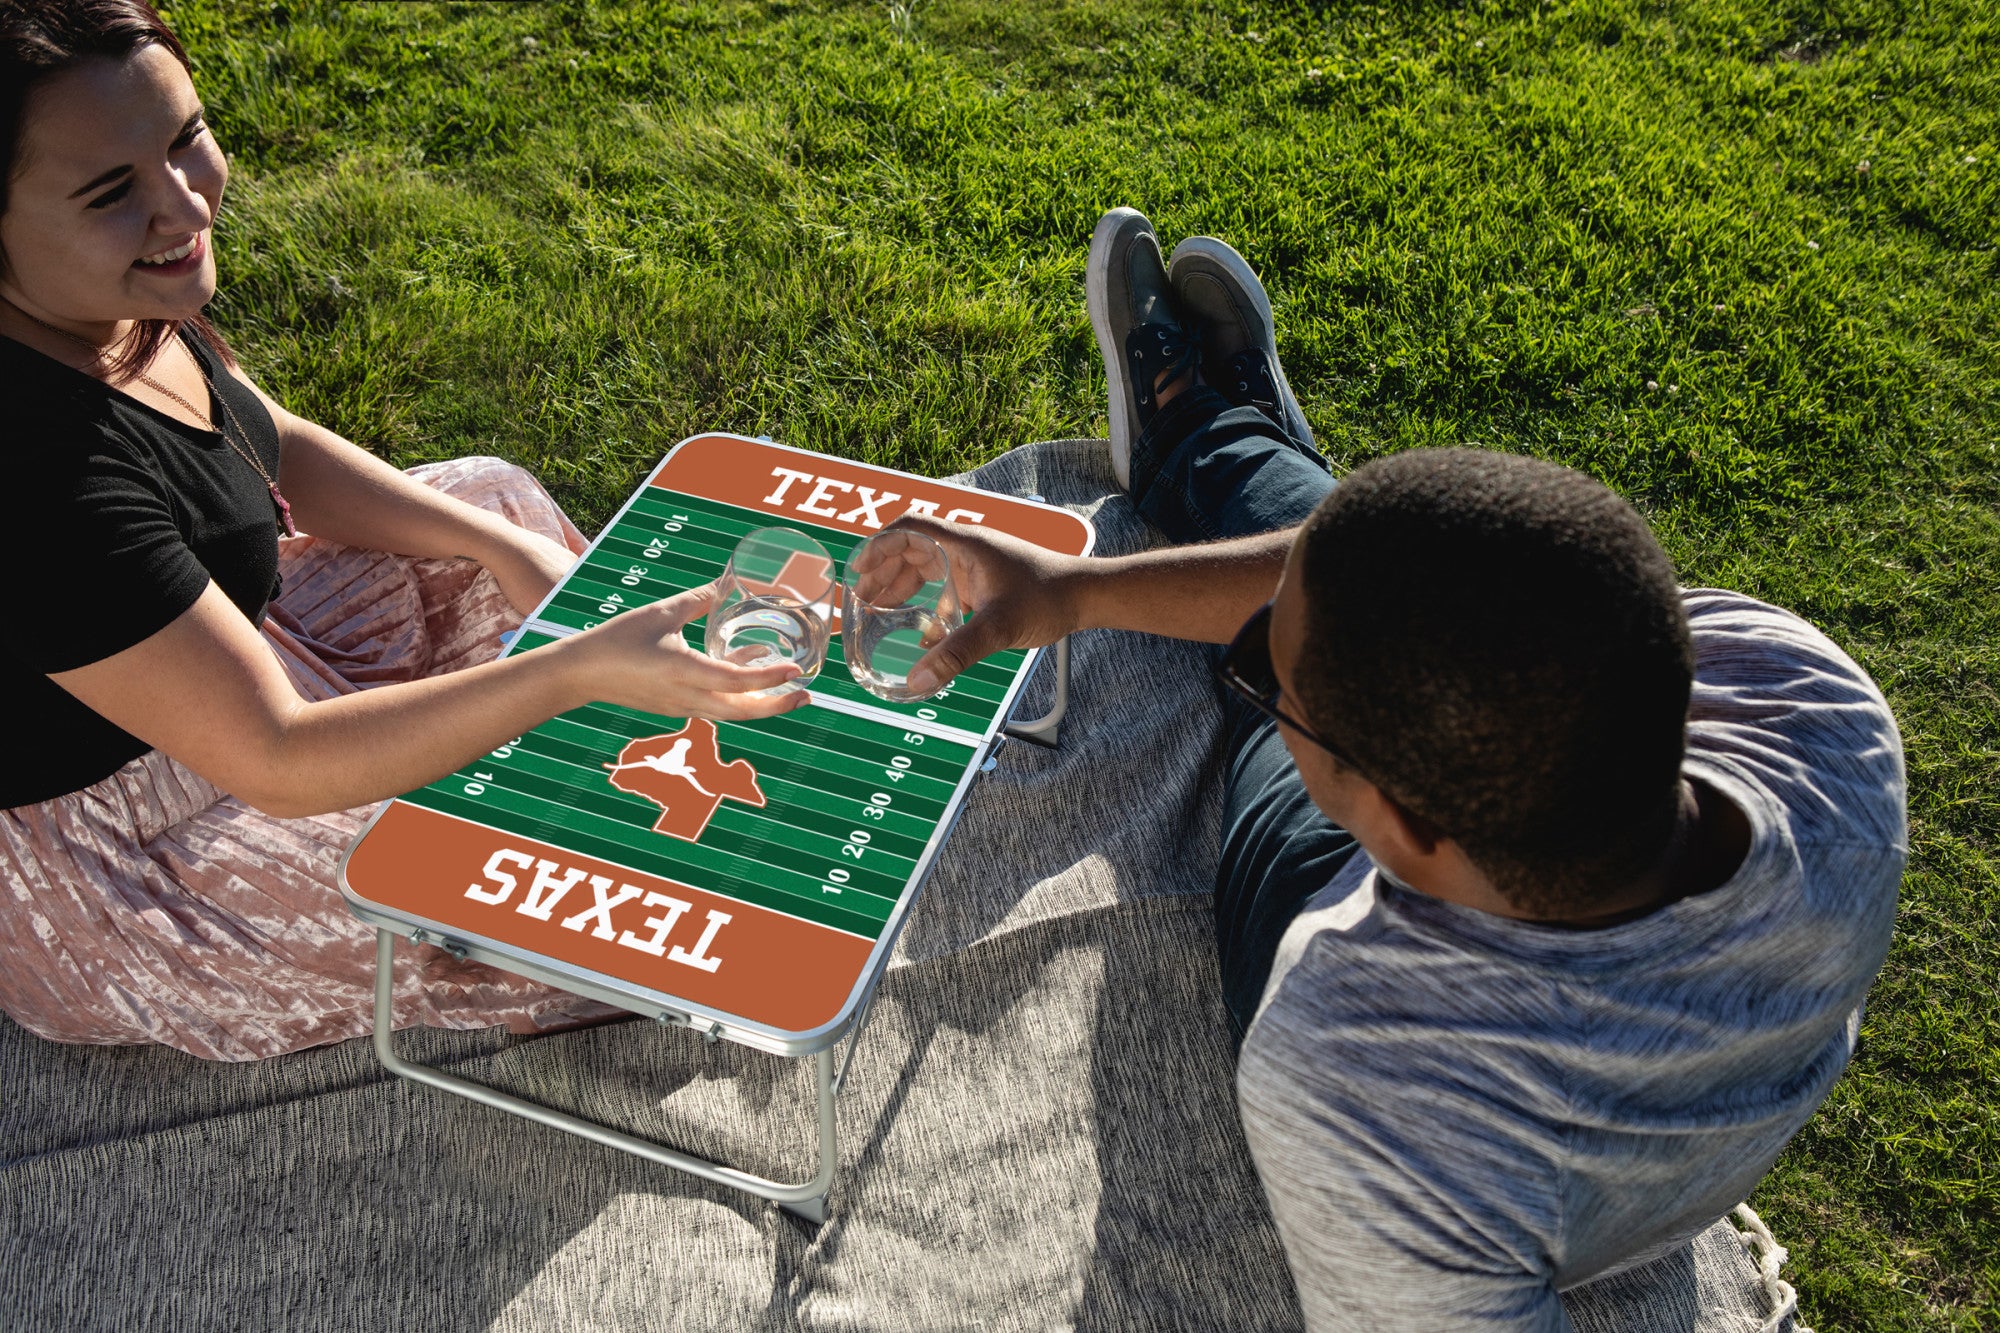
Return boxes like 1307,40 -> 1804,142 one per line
341,434 -> 1096,1056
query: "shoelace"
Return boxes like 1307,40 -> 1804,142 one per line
1126,322 -> 1199,411
1224,348 -> 1283,414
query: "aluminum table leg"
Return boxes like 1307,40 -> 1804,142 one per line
370,930 -> 835,1223
1004,636 -> 1070,747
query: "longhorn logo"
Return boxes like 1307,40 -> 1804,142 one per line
604,719 -> 767,841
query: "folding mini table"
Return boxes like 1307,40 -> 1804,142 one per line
340,434 -> 1095,1222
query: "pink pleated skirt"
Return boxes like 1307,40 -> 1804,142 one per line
0,457 -> 615,1061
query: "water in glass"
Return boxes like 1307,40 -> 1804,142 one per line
707,595 -> 828,682
703,527 -> 835,695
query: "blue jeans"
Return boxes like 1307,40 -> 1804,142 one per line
1129,388 -> 1361,1052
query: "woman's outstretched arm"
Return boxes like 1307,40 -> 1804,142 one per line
50,580 -> 803,818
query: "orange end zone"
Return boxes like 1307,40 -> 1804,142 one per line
654,435 -> 1094,555
344,802 -> 875,1036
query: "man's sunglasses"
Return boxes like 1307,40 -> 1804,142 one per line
1212,601 -> 1359,768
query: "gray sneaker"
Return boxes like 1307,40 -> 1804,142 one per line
1086,207 -> 1196,488
1167,236 -> 1318,454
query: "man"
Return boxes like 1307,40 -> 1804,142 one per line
894,208 -> 1904,1329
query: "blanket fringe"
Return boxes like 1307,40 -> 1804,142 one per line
1732,1203 -> 1811,1333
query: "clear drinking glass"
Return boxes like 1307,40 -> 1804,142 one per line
842,530 -> 963,702
702,527 -> 836,695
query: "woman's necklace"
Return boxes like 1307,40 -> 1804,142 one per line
11,308 -> 296,537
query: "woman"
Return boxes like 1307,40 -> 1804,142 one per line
0,0 -> 803,1060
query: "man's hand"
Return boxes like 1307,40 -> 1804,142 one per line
874,513 -> 1297,695
882,515 -> 1087,695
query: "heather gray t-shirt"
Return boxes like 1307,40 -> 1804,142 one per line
1237,590 -> 1905,1331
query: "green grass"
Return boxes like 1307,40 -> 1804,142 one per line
165,0 -> 1996,1325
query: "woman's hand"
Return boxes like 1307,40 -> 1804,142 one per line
553,582 -> 810,722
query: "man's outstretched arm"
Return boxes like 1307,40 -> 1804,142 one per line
886,514 -> 1298,695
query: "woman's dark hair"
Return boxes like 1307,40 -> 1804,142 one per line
1293,448 -> 1694,918
0,0 -> 232,377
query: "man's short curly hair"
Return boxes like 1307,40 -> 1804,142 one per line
1292,448 -> 1693,917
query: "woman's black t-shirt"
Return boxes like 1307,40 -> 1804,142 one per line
0,330 -> 286,808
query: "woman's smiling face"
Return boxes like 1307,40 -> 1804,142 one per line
0,41 -> 225,336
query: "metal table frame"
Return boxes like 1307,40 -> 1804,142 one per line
364,643 -> 1071,1225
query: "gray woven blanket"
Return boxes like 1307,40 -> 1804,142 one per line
0,440 -> 1793,1331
